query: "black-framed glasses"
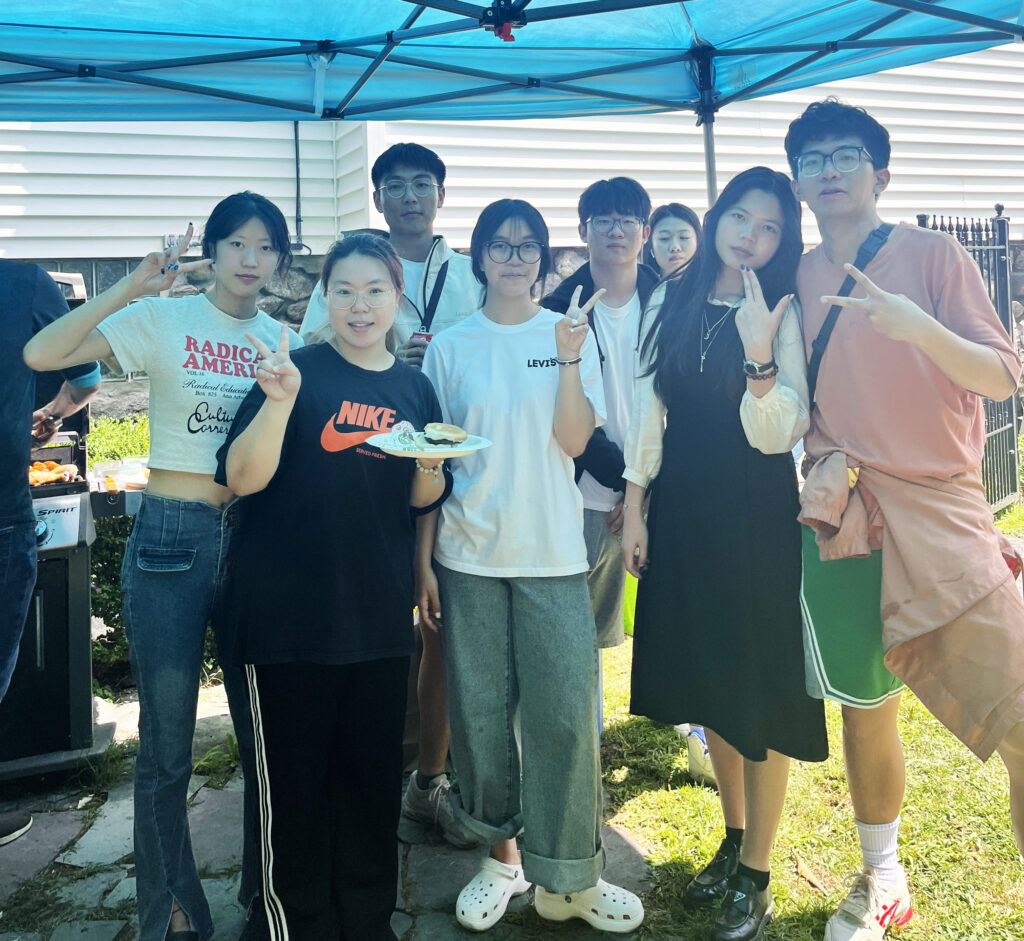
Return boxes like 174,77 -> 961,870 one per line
796,145 -> 874,178
586,216 -> 644,235
377,179 -> 440,199
327,287 -> 396,309
485,240 -> 545,264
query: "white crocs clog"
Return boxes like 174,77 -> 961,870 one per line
535,878 -> 645,933
456,856 -> 531,932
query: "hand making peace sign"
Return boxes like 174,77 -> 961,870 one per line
734,265 -> 793,363
820,263 -> 931,344
555,285 -> 605,361
247,324 -> 301,403
125,223 -> 213,298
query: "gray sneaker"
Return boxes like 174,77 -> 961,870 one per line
398,773 -> 478,849
0,810 -> 32,846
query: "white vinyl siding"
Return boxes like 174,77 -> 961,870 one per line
1,44 -> 1022,259
0,122 -> 338,258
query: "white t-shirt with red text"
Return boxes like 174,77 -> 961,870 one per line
97,292 -> 303,474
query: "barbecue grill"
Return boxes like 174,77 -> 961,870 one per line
0,430 -> 113,777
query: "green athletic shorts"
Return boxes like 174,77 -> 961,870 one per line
799,525 -> 903,708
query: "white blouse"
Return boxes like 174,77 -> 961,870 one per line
624,289 -> 809,489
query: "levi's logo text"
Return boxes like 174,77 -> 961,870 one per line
321,400 -> 397,452
527,358 -> 558,368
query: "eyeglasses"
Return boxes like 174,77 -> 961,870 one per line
795,145 -> 874,178
586,216 -> 644,235
327,287 -> 395,309
376,179 -> 440,199
485,240 -> 545,264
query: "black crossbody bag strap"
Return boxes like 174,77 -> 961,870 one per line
420,259 -> 449,333
807,223 -> 894,408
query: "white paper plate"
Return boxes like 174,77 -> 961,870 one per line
366,431 -> 491,459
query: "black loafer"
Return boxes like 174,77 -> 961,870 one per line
682,839 -> 739,908
711,873 -> 774,941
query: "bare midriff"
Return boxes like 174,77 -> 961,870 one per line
146,468 -> 234,508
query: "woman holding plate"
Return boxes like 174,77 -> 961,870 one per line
419,198 -> 645,934
215,233 -> 450,940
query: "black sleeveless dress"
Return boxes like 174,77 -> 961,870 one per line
629,311 -> 828,762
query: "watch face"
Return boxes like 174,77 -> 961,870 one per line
743,358 -> 777,377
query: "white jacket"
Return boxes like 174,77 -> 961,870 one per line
300,235 -> 481,348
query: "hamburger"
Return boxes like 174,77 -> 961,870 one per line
423,422 -> 468,448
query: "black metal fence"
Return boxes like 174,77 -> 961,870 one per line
917,207 -> 1018,509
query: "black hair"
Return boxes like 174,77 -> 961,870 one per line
784,97 -> 891,177
644,202 -> 702,272
201,191 -> 292,276
643,167 -> 802,402
470,199 -> 551,300
578,177 -> 651,226
320,232 -> 404,296
371,143 -> 446,189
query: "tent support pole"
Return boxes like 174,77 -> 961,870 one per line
702,117 -> 717,205
693,46 -> 718,204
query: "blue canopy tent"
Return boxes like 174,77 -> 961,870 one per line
1,1 -> 1021,199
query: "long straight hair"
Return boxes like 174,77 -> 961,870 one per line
643,167 -> 802,402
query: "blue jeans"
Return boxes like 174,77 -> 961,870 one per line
122,494 -> 248,941
0,519 -> 37,702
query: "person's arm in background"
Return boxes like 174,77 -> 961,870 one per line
32,372 -> 100,444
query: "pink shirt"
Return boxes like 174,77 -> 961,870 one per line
798,223 -> 1019,478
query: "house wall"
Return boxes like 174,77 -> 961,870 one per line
1,44 -> 1022,265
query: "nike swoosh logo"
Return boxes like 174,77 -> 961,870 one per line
320,418 -> 376,453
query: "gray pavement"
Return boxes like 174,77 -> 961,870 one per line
0,686 -> 650,940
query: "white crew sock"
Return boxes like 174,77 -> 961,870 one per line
855,816 -> 904,886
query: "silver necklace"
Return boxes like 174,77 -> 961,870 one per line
700,302 -> 738,372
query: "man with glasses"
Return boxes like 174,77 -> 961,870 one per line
786,98 -> 1024,941
543,177 -> 657,681
301,143 -> 480,853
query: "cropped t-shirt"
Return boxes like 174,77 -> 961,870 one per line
97,292 -> 303,474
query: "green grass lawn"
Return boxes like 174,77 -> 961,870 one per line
599,639 -> 1023,940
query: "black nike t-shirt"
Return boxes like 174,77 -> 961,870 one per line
214,342 -> 444,667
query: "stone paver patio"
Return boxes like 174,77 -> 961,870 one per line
0,686 -> 650,940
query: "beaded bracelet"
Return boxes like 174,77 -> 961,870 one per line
555,356 -> 582,366
415,459 -> 441,482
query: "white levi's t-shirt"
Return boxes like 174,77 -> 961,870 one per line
97,293 -> 303,474
422,308 -> 606,577
577,291 -> 640,512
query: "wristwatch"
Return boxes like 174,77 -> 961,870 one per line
742,357 -> 779,380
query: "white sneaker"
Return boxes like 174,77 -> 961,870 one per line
686,726 -> 717,788
398,773 -> 477,849
824,868 -> 913,941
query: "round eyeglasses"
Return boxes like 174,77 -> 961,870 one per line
377,179 -> 440,199
586,216 -> 643,235
485,240 -> 545,264
796,145 -> 874,178
328,287 -> 396,309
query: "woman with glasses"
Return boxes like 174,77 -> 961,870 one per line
621,168 -> 828,941
418,199 -> 645,934
645,202 -> 702,279
215,233 -> 450,940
